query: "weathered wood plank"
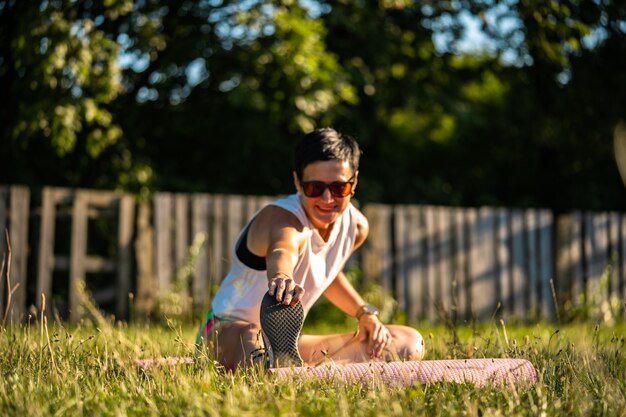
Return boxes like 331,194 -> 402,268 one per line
439,207 -> 453,321
571,212 -> 584,308
225,195 -> 244,269
37,188 -> 58,316
173,193 -> 191,314
0,186 -> 9,317
175,194 -> 189,276
393,205 -> 407,311
362,204 -> 392,291
621,214 -> 626,318
69,191 -> 88,324
154,193 -> 173,293
405,206 -> 423,322
525,210 -> 539,317
510,209 -> 526,318
7,186 -> 30,323
469,207 -> 497,320
585,212 -> 609,305
134,201 -> 154,316
0,186 -> 6,316
211,195 -> 225,282
192,194 -> 210,307
116,194 -> 135,320
423,206 -> 437,321
451,208 -> 468,320
608,212 -> 620,300
496,208 -> 512,317
378,205 -> 393,294
538,210 -> 554,319
555,213 -> 573,318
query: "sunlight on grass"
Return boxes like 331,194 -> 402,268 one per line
1,312 -> 624,416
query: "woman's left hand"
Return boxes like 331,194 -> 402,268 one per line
357,315 -> 392,358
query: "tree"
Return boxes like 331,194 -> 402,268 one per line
0,0 -> 131,187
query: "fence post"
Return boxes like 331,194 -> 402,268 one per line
452,208 -> 468,321
538,210 -> 554,320
438,207 -> 453,322
621,214 -> 626,319
69,190 -> 88,324
585,212 -> 610,307
211,195 -> 225,282
423,206 -> 437,321
192,194 -> 211,310
154,193 -> 173,294
393,205 -> 407,313
175,193 -> 190,314
555,213 -> 574,319
134,201 -> 154,316
36,187 -> 60,317
524,210 -> 539,317
5,186 -> 30,323
0,187 -> 7,317
116,194 -> 135,320
362,204 -> 393,290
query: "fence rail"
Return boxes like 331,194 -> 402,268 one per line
0,185 -> 624,324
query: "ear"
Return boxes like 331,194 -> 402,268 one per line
351,170 -> 359,195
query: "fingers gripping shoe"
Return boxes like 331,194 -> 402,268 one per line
259,292 -> 304,368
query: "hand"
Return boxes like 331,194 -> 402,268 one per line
268,274 -> 305,306
357,314 -> 392,358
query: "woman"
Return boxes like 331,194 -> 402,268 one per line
197,128 -> 425,370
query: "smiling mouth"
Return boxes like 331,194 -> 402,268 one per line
316,205 -> 336,213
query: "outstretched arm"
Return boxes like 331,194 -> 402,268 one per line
246,205 -> 307,305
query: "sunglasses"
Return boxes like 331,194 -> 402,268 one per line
300,175 -> 355,198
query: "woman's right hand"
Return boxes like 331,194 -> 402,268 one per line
268,274 -> 305,306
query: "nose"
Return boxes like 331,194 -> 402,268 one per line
320,187 -> 334,202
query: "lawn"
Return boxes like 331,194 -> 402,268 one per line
1,308 -> 624,417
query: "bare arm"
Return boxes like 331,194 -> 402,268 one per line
247,205 -> 307,305
322,271 -> 366,317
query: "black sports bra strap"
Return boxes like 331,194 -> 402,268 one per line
235,223 -> 267,271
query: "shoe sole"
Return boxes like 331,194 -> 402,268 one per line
259,292 -> 304,368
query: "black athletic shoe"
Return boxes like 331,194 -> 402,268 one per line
259,292 -> 304,368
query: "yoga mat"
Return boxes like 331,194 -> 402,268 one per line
135,356 -> 537,388
269,358 -> 537,388
135,356 -> 194,369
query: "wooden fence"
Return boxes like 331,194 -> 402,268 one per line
0,185 -> 624,324
362,205 -> 625,322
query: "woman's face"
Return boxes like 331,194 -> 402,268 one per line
294,159 -> 357,235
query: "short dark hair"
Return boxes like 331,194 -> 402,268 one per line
294,128 -> 361,180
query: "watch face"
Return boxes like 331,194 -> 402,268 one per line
356,303 -> 379,319
362,304 -> 379,315
364,304 -> 378,314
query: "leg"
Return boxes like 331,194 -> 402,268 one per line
202,320 -> 264,371
299,324 -> 425,365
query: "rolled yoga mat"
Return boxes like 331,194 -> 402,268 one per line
269,358 -> 537,388
135,356 -> 537,388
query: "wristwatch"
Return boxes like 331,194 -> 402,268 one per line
355,303 -> 379,320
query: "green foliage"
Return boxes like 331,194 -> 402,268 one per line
2,0 -> 626,210
1,2 -> 127,152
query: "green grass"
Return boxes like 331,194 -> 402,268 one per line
1,314 -> 625,417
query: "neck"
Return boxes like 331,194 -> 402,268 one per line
317,223 -> 334,241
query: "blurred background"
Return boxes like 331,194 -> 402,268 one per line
2,0 -> 626,211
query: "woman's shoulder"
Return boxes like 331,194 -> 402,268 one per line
251,202 -> 307,238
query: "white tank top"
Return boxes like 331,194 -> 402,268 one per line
210,193 -> 358,324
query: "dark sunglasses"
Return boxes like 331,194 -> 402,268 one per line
300,175 -> 355,198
